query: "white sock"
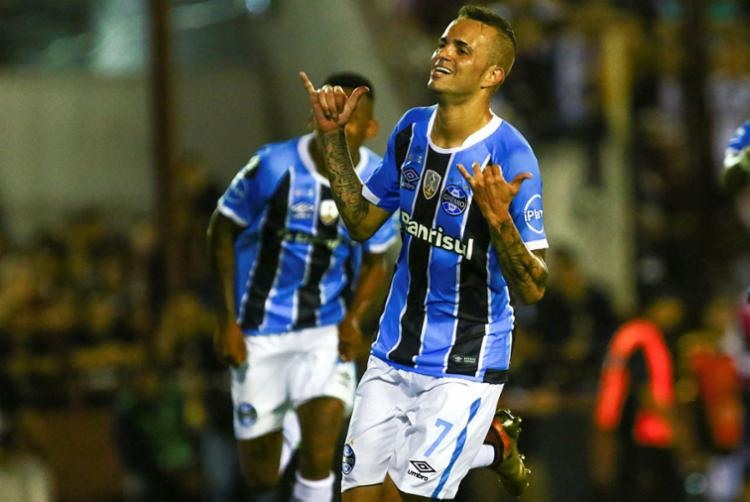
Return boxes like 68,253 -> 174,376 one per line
291,471 -> 334,502
471,444 -> 497,468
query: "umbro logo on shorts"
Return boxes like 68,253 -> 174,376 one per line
408,460 -> 436,481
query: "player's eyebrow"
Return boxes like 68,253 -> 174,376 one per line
438,36 -> 472,53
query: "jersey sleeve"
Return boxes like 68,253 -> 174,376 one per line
724,120 -> 750,170
217,154 -> 265,226
361,117 -> 412,214
505,144 -> 548,250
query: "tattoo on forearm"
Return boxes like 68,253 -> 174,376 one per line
492,219 -> 548,303
322,129 -> 370,227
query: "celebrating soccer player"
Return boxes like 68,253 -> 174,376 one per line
208,73 -> 397,502
302,5 -> 547,501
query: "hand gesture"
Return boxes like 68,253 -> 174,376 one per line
299,71 -> 369,134
213,320 -> 247,367
457,162 -> 531,229
338,315 -> 365,362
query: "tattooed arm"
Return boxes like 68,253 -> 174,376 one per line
458,162 -> 548,304
300,72 -> 390,240
320,129 -> 391,239
490,221 -> 548,303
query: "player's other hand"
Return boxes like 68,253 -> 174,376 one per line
214,321 -> 247,367
457,162 -> 531,229
338,315 -> 365,362
299,71 -> 369,134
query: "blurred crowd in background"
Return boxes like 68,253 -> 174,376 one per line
1,0 -> 749,501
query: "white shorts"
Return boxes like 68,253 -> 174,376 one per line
341,356 -> 503,500
230,325 -> 356,440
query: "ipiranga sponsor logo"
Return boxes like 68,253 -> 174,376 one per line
400,211 -> 474,259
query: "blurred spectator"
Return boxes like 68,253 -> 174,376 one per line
676,295 -> 745,502
593,293 -> 685,501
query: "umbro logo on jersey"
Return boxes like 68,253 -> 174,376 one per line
291,201 -> 315,219
422,169 -> 442,200
400,211 -> 474,259
401,168 -> 419,191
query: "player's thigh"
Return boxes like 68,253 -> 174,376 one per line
389,378 -> 504,500
341,356 -> 407,492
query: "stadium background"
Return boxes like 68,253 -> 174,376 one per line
0,0 -> 748,500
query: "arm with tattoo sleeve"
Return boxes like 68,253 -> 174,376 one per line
490,220 -> 548,303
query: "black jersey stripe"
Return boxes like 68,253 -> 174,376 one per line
389,149 -> 452,366
447,201 -> 491,375
240,172 -> 291,330
394,124 -> 414,173
293,185 -> 339,329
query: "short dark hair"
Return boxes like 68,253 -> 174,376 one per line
324,72 -> 374,101
457,4 -> 516,73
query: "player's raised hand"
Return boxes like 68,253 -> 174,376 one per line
299,71 -> 369,134
457,162 -> 532,229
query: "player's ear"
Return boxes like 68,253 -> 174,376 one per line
481,64 -> 505,89
364,118 -> 379,141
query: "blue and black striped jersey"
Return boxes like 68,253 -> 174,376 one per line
362,106 -> 548,383
218,134 -> 398,337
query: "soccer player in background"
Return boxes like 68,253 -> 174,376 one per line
208,72 -> 397,502
301,5 -> 546,501
721,120 -> 750,194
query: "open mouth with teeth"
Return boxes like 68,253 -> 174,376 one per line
432,66 -> 452,75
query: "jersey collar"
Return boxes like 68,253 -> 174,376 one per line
426,109 -> 503,154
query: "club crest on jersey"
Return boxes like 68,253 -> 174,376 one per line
422,169 -> 442,200
440,184 -> 468,216
320,199 -> 339,225
401,168 -> 419,191
523,194 -> 544,234
342,444 -> 356,475
236,402 -> 257,427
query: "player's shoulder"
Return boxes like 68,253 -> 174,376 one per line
240,136 -> 301,179
494,118 -> 535,153
394,106 -> 436,132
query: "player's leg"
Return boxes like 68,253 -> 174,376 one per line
230,336 -> 291,498
237,431 -> 284,492
388,375 -> 504,501
341,356 -> 409,502
294,396 -> 345,499
286,326 -> 358,501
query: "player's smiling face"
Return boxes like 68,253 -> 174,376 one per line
428,18 -> 498,95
